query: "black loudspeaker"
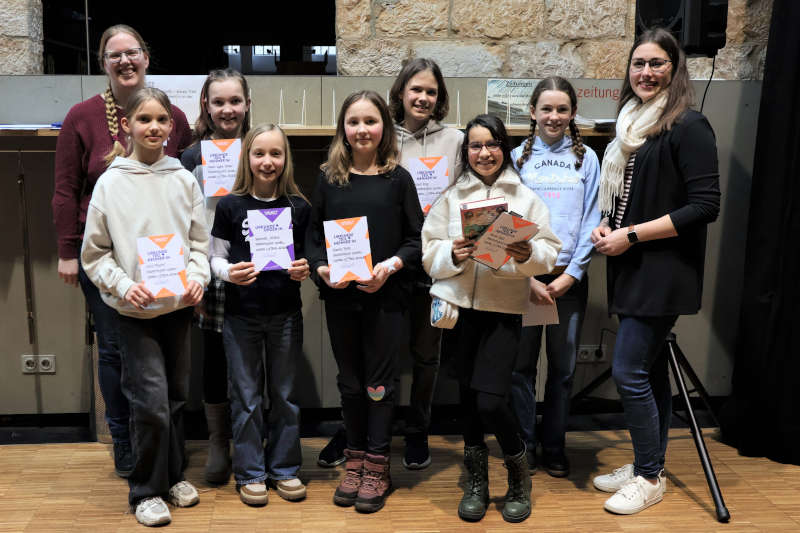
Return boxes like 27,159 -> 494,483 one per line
636,0 -> 728,57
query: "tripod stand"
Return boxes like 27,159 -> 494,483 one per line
573,332 -> 730,523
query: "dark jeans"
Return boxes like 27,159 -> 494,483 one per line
118,307 -> 192,506
325,299 -> 406,454
406,285 -> 441,436
224,311 -> 303,484
612,314 -> 678,479
78,262 -> 130,442
510,274 -> 588,453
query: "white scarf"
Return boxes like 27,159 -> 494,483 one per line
599,92 -> 668,215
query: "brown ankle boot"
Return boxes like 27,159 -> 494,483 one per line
333,449 -> 365,506
355,453 -> 392,513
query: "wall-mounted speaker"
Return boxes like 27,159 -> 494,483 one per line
636,0 -> 729,57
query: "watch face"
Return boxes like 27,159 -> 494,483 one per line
627,230 -> 638,244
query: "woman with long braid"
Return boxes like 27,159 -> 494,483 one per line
52,24 -> 191,477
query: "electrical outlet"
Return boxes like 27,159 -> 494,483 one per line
21,354 -> 37,374
576,344 -> 608,364
37,354 -> 56,374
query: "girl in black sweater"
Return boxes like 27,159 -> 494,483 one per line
306,90 -> 424,513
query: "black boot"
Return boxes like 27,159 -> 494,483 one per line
458,443 -> 489,521
502,445 -> 532,523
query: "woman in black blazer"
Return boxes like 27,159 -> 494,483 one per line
590,27 -> 721,515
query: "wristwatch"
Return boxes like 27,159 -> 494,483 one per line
627,224 -> 639,244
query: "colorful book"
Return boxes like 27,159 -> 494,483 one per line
459,196 -> 507,240
471,211 -> 539,270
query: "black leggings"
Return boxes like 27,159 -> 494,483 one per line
461,385 -> 523,456
203,329 -> 228,404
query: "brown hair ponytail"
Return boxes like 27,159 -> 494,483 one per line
568,119 -> 586,170
516,118 -> 537,169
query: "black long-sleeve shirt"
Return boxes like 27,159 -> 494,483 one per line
305,167 -> 424,309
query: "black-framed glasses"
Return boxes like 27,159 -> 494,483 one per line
467,141 -> 501,153
630,58 -> 672,73
104,47 -> 143,64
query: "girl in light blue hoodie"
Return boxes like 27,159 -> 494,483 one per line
509,77 -> 601,478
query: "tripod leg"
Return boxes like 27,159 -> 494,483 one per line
666,342 -> 730,523
669,340 -> 720,426
571,367 -> 612,403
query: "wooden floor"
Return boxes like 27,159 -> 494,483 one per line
1,429 -> 799,532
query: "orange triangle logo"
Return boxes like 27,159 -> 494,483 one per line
212,187 -> 230,196
148,234 -> 174,249
340,270 -> 361,282
474,253 -> 494,263
156,287 -> 176,298
201,156 -> 206,166
325,238 -> 331,249
212,139 -> 237,151
419,156 -> 442,170
179,270 -> 188,288
364,229 -> 369,240
512,218 -> 535,229
336,217 -> 361,233
423,204 -> 432,214
364,254 -> 373,274
138,255 -> 144,265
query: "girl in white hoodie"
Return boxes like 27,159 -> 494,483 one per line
422,114 -> 560,524
82,87 -> 210,528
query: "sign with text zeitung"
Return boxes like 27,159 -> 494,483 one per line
486,78 -> 622,125
201,138 -> 242,197
323,216 -> 373,283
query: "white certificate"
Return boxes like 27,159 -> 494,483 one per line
405,155 -> 449,214
247,207 -> 295,271
323,216 -> 373,283
201,138 -> 241,197
136,233 -> 187,298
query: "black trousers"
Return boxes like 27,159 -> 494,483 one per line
325,299 -> 408,454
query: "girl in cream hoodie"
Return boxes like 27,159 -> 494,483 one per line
422,114 -> 560,524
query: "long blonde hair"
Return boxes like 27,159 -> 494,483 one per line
321,90 -> 398,186
98,25 -> 150,166
232,124 -> 308,203
104,88 -> 172,164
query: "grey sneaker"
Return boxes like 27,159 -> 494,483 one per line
593,463 -> 635,493
167,480 -> 199,507
135,497 -> 171,527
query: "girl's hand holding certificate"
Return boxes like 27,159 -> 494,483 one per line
125,281 -> 155,310
317,265 -> 351,290
505,240 -> 532,263
181,280 -> 204,306
229,261 -> 257,286
287,258 -> 310,282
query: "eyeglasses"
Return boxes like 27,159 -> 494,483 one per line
467,141 -> 502,153
630,58 -> 671,73
104,47 -> 143,64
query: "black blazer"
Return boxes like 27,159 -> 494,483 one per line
608,110 -> 721,316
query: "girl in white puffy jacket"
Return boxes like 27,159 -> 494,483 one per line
421,114 -> 560,524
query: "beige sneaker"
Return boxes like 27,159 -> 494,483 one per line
274,477 -> 306,501
167,480 -> 199,507
239,482 -> 268,506
603,472 -> 666,515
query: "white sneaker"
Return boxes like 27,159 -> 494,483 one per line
239,482 -> 268,506
603,473 -> 666,515
593,463 -> 634,492
135,497 -> 172,526
168,480 -> 199,507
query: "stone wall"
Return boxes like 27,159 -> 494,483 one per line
336,0 -> 773,80
0,0 -> 43,74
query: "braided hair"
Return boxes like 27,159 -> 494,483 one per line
515,76 -> 585,170
102,85 -> 125,166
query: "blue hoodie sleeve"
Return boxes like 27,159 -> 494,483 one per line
565,146 -> 602,281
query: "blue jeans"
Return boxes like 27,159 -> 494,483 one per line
612,314 -> 678,479
510,275 -> 588,453
117,308 -> 192,506
78,262 -> 130,443
224,311 -> 303,484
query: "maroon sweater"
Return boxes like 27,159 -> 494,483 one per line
52,94 -> 192,259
